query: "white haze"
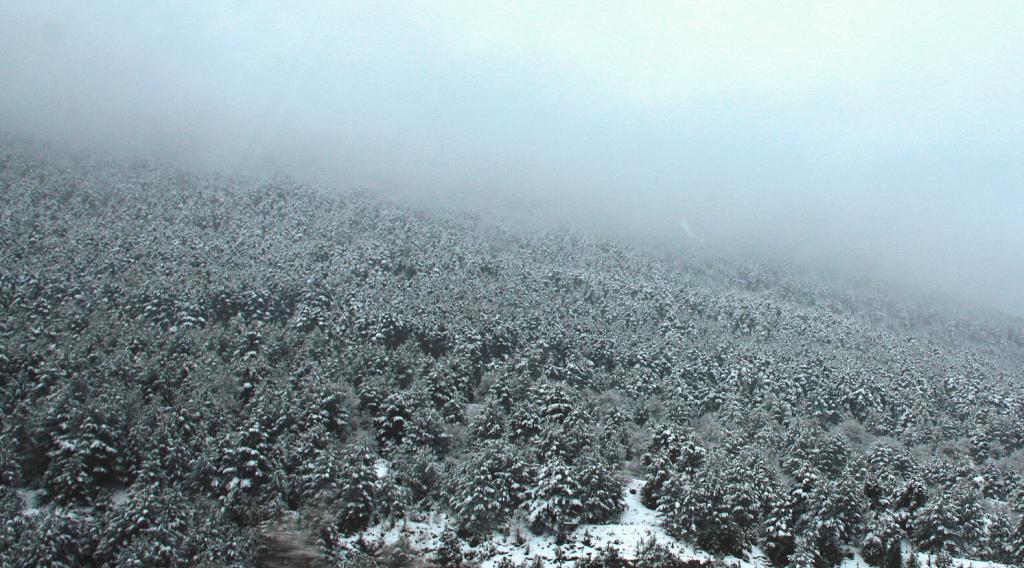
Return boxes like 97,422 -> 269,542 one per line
1,1 -> 1023,315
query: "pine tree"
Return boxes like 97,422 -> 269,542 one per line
333,445 -> 377,533
533,382 -> 575,424
131,407 -> 202,488
452,441 -> 533,535
913,497 -> 959,554
640,450 -> 676,510
721,456 -> 763,535
94,484 -> 189,567
403,406 -> 452,454
373,472 -> 411,526
375,393 -> 411,450
788,535 -> 819,568
978,509 -> 1013,563
640,428 -> 705,509
12,509 -> 94,568
469,400 -> 507,441
861,511 -> 904,568
577,456 -> 625,524
434,526 -> 464,567
912,482 -> 983,555
508,405 -> 543,442
209,421 -> 277,500
528,459 -> 584,536
763,500 -> 796,566
804,475 -> 866,565
1009,514 -> 1024,565
43,398 -> 125,505
535,422 -> 590,464
286,423 -> 341,505
658,463 -> 745,556
395,446 -> 443,504
425,368 -> 466,424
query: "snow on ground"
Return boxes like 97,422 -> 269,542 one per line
474,478 -> 713,566
892,545 -> 1009,568
341,478 -> 718,566
374,459 -> 390,479
340,478 -> 1010,567
17,489 -> 42,515
111,486 -> 130,505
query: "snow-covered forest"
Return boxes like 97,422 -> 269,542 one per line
1,139 -> 1023,567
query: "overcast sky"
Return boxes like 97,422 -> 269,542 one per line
2,1 -> 1023,314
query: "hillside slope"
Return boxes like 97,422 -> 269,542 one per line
1,140 -> 1023,566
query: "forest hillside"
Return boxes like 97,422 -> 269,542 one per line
1,140 -> 1023,567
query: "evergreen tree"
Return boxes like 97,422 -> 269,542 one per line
425,367 -> 467,424
658,462 -> 745,556
763,500 -> 797,566
373,472 -> 411,526
10,509 -> 95,568
403,406 -> 452,454
94,484 -> 190,567
528,459 -> 584,536
43,397 -> 125,505
333,445 -> 377,533
861,511 -> 904,568
1009,514 -> 1024,565
434,526 -> 465,567
131,407 -> 202,489
913,497 -> 959,555
803,475 -> 866,566
788,535 -> 819,568
452,441 -> 533,535
395,446 -> 444,504
577,456 -> 625,524
912,482 -> 983,555
533,382 -> 575,424
288,424 -> 343,504
375,393 -> 411,450
640,428 -> 705,509
469,400 -> 507,441
209,421 -> 278,505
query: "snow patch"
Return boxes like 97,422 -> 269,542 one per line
18,489 -> 43,515
338,479 -> 1012,568
111,487 -> 130,505
374,459 -> 390,479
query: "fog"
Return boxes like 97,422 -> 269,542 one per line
2,2 -> 1023,315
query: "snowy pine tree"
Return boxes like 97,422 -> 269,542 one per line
657,459 -> 746,556
452,441 -> 532,535
469,400 -> 507,440
94,484 -> 189,566
1009,514 -> 1024,565
861,511 -> 903,568
434,526 -> 465,567
375,393 -> 411,450
640,427 -> 705,509
43,398 -> 125,505
576,455 -> 625,524
333,445 -> 377,533
11,509 -> 94,568
528,459 -> 584,536
763,500 -> 797,566
210,422 -> 277,500
373,471 -> 411,526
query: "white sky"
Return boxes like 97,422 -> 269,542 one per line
2,1 -> 1023,314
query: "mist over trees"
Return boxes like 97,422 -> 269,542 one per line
1,140 -> 1023,566
2,2 -> 1023,318
2,3 -> 1024,566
